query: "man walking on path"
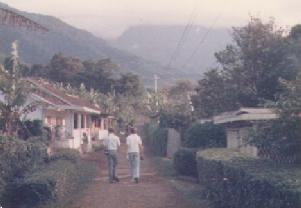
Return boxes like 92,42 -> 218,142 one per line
103,128 -> 120,183
126,127 -> 143,183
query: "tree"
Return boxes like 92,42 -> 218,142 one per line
217,17 -> 296,103
192,69 -> 238,118
193,17 -> 297,118
168,80 -> 195,115
276,73 -> 301,117
142,89 -> 168,118
0,42 -> 38,136
115,72 -> 143,97
48,53 -> 85,84
81,58 -> 116,93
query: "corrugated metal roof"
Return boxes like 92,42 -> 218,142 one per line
213,108 -> 278,124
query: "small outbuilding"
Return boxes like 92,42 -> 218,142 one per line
213,108 -> 278,157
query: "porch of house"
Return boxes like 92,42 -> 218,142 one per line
44,109 -> 113,153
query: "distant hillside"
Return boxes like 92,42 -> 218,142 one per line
111,25 -> 232,74
0,3 -> 193,86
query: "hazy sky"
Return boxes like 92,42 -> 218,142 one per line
1,0 -> 301,38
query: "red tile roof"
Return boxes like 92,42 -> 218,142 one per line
27,78 -> 102,114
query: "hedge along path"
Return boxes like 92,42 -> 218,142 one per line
71,142 -> 196,208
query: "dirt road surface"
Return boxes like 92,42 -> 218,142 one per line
71,143 -> 199,208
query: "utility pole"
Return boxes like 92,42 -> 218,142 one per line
154,74 -> 159,93
154,74 -> 159,108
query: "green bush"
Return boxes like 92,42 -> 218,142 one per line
159,111 -> 192,132
6,159 -> 97,208
48,148 -> 81,163
250,118 -> 301,163
0,137 -> 47,196
197,148 -> 301,208
173,148 -> 198,177
183,123 -> 226,148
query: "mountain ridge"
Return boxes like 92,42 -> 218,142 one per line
111,24 -> 232,74
0,2 -> 193,86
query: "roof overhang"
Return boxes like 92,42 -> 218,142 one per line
213,108 -> 279,124
47,105 -> 101,114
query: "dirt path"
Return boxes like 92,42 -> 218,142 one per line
71,143 -> 198,208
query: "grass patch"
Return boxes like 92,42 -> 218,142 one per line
152,157 -> 178,178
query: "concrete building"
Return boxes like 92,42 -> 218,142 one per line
213,108 -> 278,156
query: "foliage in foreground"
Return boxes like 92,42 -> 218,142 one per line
0,136 -> 47,198
197,148 -> 301,208
250,72 -> 301,163
250,117 -> 301,163
0,140 -> 97,208
7,157 -> 96,208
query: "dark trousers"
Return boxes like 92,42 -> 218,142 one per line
107,150 -> 118,182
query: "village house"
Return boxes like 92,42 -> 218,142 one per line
213,108 -> 278,157
24,78 -> 114,153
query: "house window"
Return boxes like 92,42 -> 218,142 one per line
74,113 -> 78,129
81,114 -> 85,129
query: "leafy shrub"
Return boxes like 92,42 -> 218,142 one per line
159,111 -> 192,132
250,117 -> 301,163
6,159 -> 97,208
0,137 -> 47,182
183,123 -> 226,148
0,136 -> 47,202
173,148 -> 198,177
17,120 -> 52,146
48,148 -> 81,163
197,148 -> 301,208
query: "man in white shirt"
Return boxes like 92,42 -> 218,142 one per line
126,127 -> 143,183
103,128 -> 120,183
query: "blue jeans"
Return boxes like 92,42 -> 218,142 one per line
107,150 -> 118,182
128,152 -> 140,179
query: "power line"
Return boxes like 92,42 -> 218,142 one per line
182,13 -> 223,70
166,2 -> 199,69
181,0 -> 230,70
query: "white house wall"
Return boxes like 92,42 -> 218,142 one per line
25,106 -> 43,121
226,127 -> 258,157
227,129 -> 240,148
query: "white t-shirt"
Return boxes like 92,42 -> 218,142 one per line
104,133 -> 120,150
126,134 -> 142,153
